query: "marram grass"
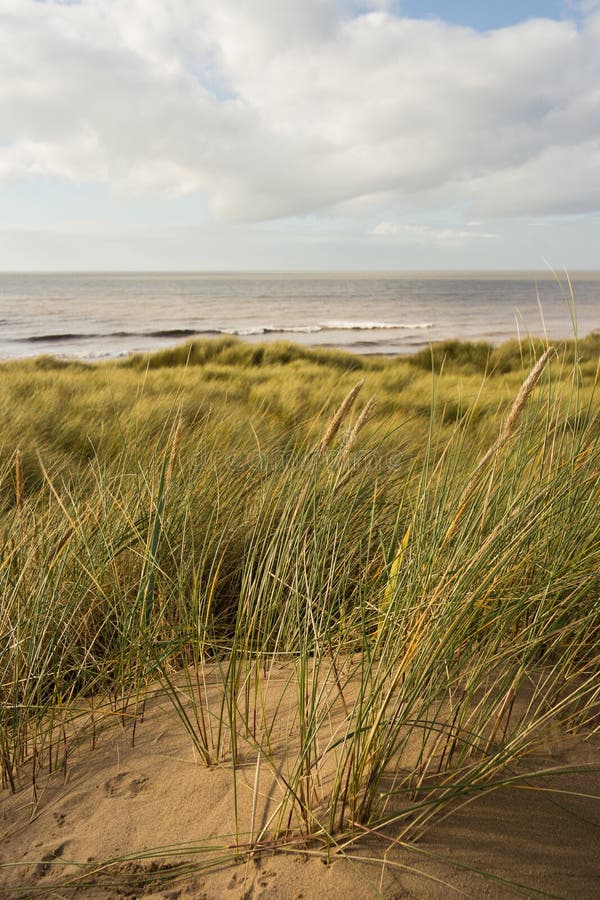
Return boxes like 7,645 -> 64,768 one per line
0,333 -> 598,892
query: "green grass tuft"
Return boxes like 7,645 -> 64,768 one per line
0,333 -> 598,891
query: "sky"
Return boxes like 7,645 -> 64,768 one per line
1,0 -> 599,271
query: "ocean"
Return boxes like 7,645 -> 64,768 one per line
0,271 -> 598,360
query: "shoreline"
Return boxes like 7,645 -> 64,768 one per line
1,326 -> 599,366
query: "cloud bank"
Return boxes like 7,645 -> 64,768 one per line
1,0 -> 599,224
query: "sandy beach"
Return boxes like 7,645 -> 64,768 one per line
2,663 -> 599,899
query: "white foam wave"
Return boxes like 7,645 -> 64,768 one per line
322,320 -> 433,331
220,321 -> 433,335
221,325 -> 322,335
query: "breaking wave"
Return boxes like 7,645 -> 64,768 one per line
13,320 -> 433,344
16,321 -> 434,343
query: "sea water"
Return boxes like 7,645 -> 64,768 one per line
0,271 -> 598,360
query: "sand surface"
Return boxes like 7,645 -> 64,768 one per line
1,666 -> 599,899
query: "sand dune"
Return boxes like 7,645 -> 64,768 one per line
2,666 -> 599,899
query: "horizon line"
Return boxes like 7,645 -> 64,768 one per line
1,268 -> 600,277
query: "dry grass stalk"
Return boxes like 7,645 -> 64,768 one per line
14,448 -> 24,512
36,450 -> 77,529
318,380 -> 364,453
341,396 -> 376,459
165,416 -> 183,487
379,522 -> 412,641
444,346 -> 554,544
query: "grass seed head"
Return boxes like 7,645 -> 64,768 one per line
319,379 -> 364,453
341,396 -> 377,459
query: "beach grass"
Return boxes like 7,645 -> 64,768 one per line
0,332 -> 598,894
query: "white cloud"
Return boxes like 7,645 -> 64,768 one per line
370,222 -> 498,241
0,1 -> 599,224
371,221 -> 399,236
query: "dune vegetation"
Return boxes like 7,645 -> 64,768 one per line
0,333 -> 599,893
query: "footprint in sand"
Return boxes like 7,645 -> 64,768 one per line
257,867 -> 277,889
227,870 -> 254,896
32,841 -> 68,880
226,862 -> 277,897
103,771 -> 149,797
227,871 -> 241,890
